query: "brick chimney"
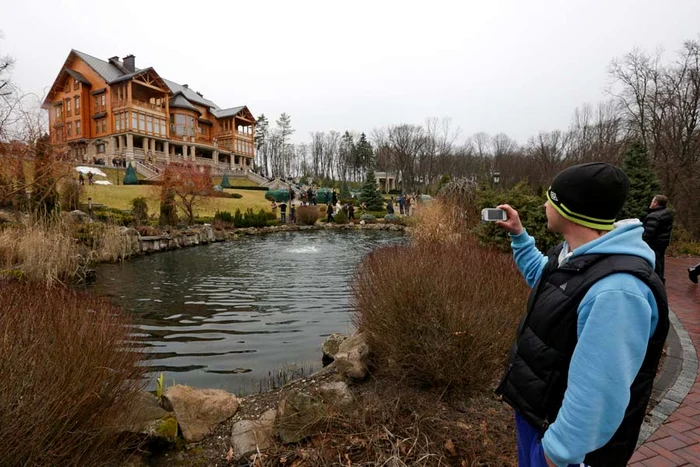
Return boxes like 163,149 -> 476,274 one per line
123,54 -> 135,73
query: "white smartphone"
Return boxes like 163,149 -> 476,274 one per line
481,208 -> 507,222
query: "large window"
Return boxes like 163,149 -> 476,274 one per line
172,113 -> 195,137
76,120 -> 81,135
96,118 -> 106,134
94,94 -> 106,113
55,105 -> 62,120
73,78 -> 79,90
75,96 -> 80,112
66,99 -> 71,116
66,122 -> 72,137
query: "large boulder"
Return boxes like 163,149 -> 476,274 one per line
68,209 -> 90,223
162,385 -> 239,443
120,391 -> 178,445
322,333 -> 348,362
276,391 -> 327,444
334,333 -> 370,380
318,381 -> 353,408
230,409 -> 276,461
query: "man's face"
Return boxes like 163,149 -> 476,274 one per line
544,200 -> 566,233
649,198 -> 658,209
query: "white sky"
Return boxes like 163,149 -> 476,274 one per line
3,0 -> 700,144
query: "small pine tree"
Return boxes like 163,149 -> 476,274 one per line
220,173 -> 232,189
359,166 -> 384,211
340,180 -> 351,199
123,163 -> 139,185
620,142 -> 660,221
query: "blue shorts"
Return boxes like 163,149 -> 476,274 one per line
515,412 -> 586,467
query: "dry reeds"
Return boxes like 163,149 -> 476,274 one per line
296,205 -> 319,225
0,280 -> 146,466
410,199 -> 471,245
0,216 -> 85,284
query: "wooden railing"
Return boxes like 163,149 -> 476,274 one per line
112,99 -> 166,113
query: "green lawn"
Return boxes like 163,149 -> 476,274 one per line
81,185 -> 270,218
211,176 -> 260,187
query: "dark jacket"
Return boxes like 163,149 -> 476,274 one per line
496,244 -> 669,466
643,207 -> 673,250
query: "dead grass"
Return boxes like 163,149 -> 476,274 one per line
0,216 -> 86,284
0,280 -> 146,466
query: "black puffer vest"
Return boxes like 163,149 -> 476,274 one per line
496,244 -> 669,466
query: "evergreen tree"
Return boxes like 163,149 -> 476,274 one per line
355,133 -> 374,176
123,163 -> 139,185
220,173 -> 232,189
340,180 -> 351,199
620,142 -> 660,221
359,166 -> 384,211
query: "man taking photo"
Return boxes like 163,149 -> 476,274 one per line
494,162 -> 669,467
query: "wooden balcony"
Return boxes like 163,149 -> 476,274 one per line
235,131 -> 253,141
112,99 -> 166,114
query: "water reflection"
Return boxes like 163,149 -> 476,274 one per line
91,230 -> 406,394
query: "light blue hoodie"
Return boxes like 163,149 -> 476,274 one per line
510,220 -> 659,467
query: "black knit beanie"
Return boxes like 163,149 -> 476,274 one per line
546,162 -> 630,231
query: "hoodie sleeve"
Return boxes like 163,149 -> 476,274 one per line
510,230 -> 548,288
541,274 -> 657,466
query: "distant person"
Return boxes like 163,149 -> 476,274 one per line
78,172 -> 85,185
270,200 -> 278,219
332,190 -> 338,206
361,201 -> 367,214
348,203 -> 355,221
279,202 -> 287,223
398,195 -> 405,215
290,203 -> 296,224
643,194 -> 674,283
87,171 -> 94,185
387,197 -> 394,215
689,262 -> 699,284
326,202 -> 334,223
405,196 -> 412,216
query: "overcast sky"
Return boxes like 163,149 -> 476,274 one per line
3,0 -> 700,144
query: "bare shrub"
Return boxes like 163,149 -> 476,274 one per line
296,205 -> 319,225
0,280 -> 146,466
58,178 -> 82,212
352,238 -> 528,392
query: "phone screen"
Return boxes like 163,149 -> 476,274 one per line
485,209 -> 505,221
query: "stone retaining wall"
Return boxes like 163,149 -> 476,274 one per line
115,222 -> 407,260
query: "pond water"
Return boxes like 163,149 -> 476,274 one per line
91,230 -> 406,395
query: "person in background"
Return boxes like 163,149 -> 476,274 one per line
642,194 -> 674,283
387,197 -> 395,215
689,262 -> 699,284
398,195 -> 405,215
495,162 -> 668,467
348,203 -> 355,221
270,200 -> 277,219
279,201 -> 287,223
290,203 -> 296,224
326,202 -> 334,223
78,172 -> 85,185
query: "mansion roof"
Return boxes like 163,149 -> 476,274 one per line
49,50 -> 252,121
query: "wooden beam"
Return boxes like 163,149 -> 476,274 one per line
133,79 -> 168,93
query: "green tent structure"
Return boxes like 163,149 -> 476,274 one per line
123,163 -> 139,185
265,189 -> 290,202
316,187 -> 332,204
221,173 -> 232,189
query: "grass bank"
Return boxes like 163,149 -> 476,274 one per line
81,185 -> 270,218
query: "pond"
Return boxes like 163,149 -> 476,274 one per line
91,229 -> 407,395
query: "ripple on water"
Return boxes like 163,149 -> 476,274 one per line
91,229 -> 406,394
